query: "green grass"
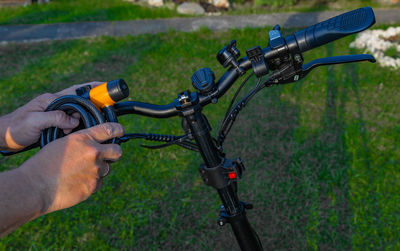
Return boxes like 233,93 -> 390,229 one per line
0,0 -> 394,25
0,26 -> 399,250
0,0 -> 183,25
384,46 -> 399,58
229,0 -> 383,15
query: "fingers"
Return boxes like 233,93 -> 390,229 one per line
34,110 -> 80,131
78,123 -> 124,143
35,93 -> 59,108
98,144 -> 122,162
71,112 -> 81,120
20,82 -> 104,113
55,81 -> 104,96
63,128 -> 73,135
80,124 -> 123,181
23,93 -> 59,112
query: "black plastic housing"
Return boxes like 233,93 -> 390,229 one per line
191,68 -> 216,95
246,46 -> 269,77
217,40 -> 240,68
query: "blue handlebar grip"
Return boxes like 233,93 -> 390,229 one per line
293,7 -> 375,52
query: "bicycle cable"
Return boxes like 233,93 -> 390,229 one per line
217,77 -> 275,146
120,133 -> 199,152
223,71 -> 255,123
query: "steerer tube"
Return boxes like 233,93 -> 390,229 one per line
185,108 -> 221,167
183,106 -> 263,250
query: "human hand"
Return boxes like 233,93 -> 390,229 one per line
0,81 -> 103,151
18,123 -> 124,214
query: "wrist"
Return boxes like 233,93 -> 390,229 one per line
0,113 -> 11,150
17,160 -> 52,216
0,161 -> 49,237
0,112 -> 24,151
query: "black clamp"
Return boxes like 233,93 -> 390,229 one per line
75,85 -> 92,99
176,90 -> 200,111
198,157 -> 245,189
218,201 -> 254,226
217,40 -> 245,76
246,46 -> 269,78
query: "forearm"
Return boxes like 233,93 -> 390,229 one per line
0,122 -> 124,238
0,165 -> 46,238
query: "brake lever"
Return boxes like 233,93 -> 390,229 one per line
271,54 -> 375,85
302,54 -> 376,76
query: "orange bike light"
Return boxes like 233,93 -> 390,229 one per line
89,79 -> 129,108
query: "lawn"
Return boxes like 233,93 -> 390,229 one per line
0,26 -> 399,250
0,0 -> 184,25
0,0 -> 390,25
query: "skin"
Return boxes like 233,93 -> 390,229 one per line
0,82 -> 104,151
0,83 -> 124,238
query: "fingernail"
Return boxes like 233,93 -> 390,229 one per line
70,117 -> 79,126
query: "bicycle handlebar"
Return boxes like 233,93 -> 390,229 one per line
112,7 -> 375,119
114,70 -> 244,118
115,100 -> 179,118
114,65 -> 249,118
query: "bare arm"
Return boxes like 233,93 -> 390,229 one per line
0,167 -> 44,237
0,82 -> 125,237
0,123 -> 124,237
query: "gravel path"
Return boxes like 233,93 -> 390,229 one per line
1,8 -> 399,43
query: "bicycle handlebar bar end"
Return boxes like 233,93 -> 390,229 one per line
291,7 -> 376,53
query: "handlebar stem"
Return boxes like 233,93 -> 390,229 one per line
183,105 -> 221,167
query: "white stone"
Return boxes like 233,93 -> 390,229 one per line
148,0 -> 163,7
177,2 -> 205,15
350,26 -> 400,69
210,0 -> 229,9
164,2 -> 175,9
375,0 -> 399,4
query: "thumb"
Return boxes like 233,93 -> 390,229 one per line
78,123 -> 124,143
35,110 -> 80,130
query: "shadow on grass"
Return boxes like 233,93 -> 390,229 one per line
0,35 -> 161,115
315,43 -> 351,250
129,51 -> 356,249
346,48 -> 383,248
141,42 -> 356,250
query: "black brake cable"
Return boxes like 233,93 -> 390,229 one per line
120,133 -> 199,152
217,77 -> 275,146
223,71 -> 255,122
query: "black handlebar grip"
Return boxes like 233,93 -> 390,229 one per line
289,7 -> 375,53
